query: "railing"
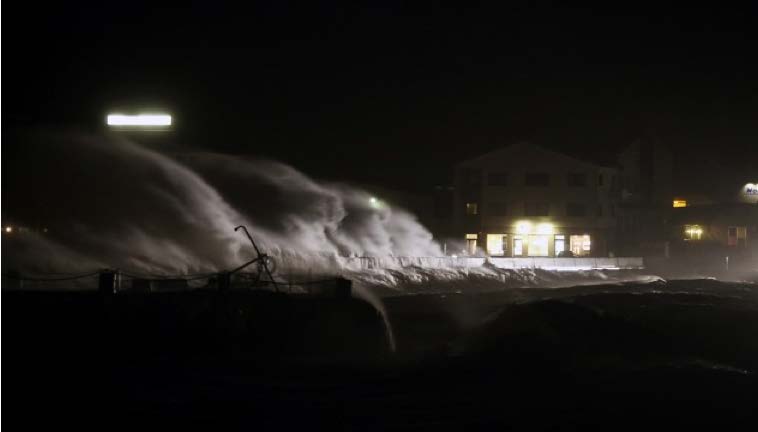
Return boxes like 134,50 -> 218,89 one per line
2,269 -> 353,298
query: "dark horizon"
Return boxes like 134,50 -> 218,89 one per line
4,2 -> 757,191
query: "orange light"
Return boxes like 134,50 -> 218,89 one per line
673,199 -> 687,208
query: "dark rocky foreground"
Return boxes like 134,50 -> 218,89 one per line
3,280 -> 758,430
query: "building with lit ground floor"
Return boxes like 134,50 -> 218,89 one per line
453,142 -> 620,258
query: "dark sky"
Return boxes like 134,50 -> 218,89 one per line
4,1 -> 757,191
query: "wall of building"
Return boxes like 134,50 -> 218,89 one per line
453,143 -> 619,257
616,138 -> 674,256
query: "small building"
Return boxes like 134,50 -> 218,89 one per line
669,198 -> 758,261
453,142 -> 620,257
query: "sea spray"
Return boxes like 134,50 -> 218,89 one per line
3,132 -> 439,275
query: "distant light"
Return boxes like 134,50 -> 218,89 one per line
451,254 -> 458,259
369,197 -> 382,209
4,226 -> 12,233
106,113 -> 172,127
515,221 -> 532,234
673,199 -> 687,208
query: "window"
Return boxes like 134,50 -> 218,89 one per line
554,235 -> 565,255
465,234 -> 478,255
528,235 -> 549,256
684,225 -> 702,240
513,236 -> 523,256
465,203 -> 478,215
567,173 -> 587,187
488,201 -> 507,216
525,202 -> 550,216
486,234 -> 508,256
487,171 -> 508,186
673,199 -> 687,208
525,172 -> 550,186
566,203 -> 587,217
598,173 -> 604,186
570,235 -> 591,256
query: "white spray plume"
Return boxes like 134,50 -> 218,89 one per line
2,132 -> 440,276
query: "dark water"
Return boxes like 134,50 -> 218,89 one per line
4,279 -> 757,430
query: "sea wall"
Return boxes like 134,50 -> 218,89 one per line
338,256 -> 644,271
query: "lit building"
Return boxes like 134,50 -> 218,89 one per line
453,142 -> 619,257
669,190 -> 758,256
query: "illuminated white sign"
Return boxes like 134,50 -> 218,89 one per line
106,114 -> 172,127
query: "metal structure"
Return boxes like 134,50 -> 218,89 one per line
230,225 -> 279,291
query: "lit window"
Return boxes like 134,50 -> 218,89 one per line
570,235 -> 591,256
486,234 -> 507,256
673,199 -> 687,208
465,203 -> 478,215
684,225 -> 702,240
554,235 -> 565,255
513,236 -> 524,256
528,235 -> 549,256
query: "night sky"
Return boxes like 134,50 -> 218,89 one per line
4,2 -> 757,192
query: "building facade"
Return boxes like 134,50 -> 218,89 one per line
615,138 -> 674,256
668,180 -> 758,263
453,143 -> 620,258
